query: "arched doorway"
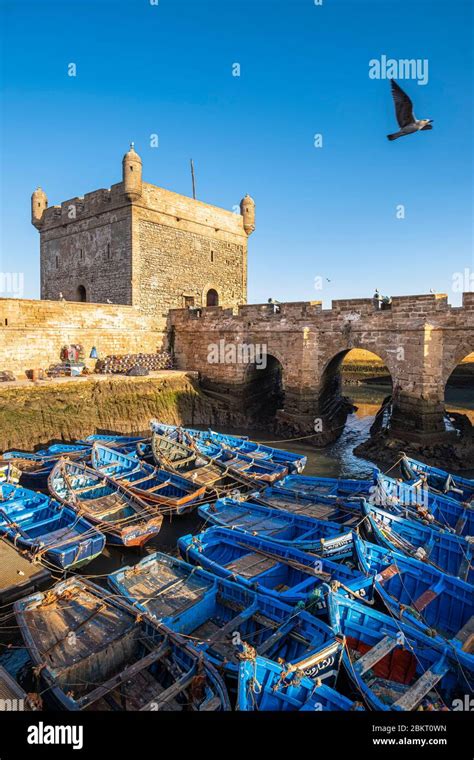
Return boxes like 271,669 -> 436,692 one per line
76,285 -> 87,302
444,352 -> 474,436
206,289 -> 219,307
244,354 -> 285,421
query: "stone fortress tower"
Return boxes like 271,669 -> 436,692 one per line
32,145 -> 255,317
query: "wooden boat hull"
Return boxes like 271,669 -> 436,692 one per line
362,501 -> 474,584
151,432 -> 255,495
48,458 -> 163,548
91,442 -> 206,513
108,551 -> 344,681
237,656 -> 363,711
150,421 -> 306,473
198,497 -> 354,558
256,486 -> 365,529
280,472 -> 474,536
0,483 -> 105,570
14,577 -> 230,711
328,591 -> 473,711
1,445 -> 90,489
353,534 -> 474,668
400,455 -> 474,504
195,441 -> 288,483
178,526 -> 374,608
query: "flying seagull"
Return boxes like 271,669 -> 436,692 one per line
387,80 -> 433,141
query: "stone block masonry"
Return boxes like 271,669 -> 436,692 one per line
0,299 -> 166,378
169,292 -> 474,444
34,145 -> 254,316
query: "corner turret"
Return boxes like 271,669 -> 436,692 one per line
122,142 -> 143,201
31,187 -> 48,229
240,194 -> 255,235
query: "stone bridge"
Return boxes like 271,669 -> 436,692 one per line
169,292 -> 474,444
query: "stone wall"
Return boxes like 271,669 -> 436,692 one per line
133,183 -> 247,317
0,298 -> 166,378
39,183 -> 133,305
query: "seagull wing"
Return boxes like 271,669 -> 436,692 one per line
390,80 -> 415,127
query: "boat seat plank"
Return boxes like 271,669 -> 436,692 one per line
73,481 -> 107,495
454,615 -> 474,653
256,624 -> 291,656
145,481 -> 173,494
122,669 -> 182,711
78,641 -> 171,708
206,608 -> 254,643
142,669 -> 195,710
454,514 -> 467,535
413,587 -> 439,612
354,635 -> 398,676
376,564 -> 400,583
393,660 -> 449,710
458,554 -> 471,583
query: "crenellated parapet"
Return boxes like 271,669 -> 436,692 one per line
170,293 -> 473,328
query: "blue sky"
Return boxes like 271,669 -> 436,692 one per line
1,0 -> 472,305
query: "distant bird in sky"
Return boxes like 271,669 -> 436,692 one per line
387,80 -> 433,141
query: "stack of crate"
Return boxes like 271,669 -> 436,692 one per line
96,351 -> 174,374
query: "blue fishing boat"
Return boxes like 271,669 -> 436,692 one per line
0,444 -> 90,488
91,442 -> 206,513
328,591 -> 473,711
199,498 -> 354,558
35,443 -> 92,457
0,483 -> 105,570
151,420 -> 248,442
178,527 -> 373,609
281,472 -> 376,497
79,434 -> 148,446
15,576 -> 230,711
150,421 -> 306,473
49,458 -> 164,548
109,552 -> 344,681
237,656 -> 364,711
151,433 -> 257,493
194,440 -> 288,483
255,485 -> 364,527
280,471 -> 474,536
362,501 -> 474,584
400,455 -> 474,504
353,533 -> 474,668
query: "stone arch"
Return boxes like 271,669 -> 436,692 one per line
242,352 -> 285,420
443,348 -> 474,432
318,342 -> 399,387
442,343 -> 474,387
76,285 -> 87,302
316,346 -> 394,438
